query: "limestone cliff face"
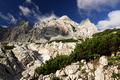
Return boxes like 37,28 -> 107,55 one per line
0,16 -> 98,43
0,21 -> 32,42
76,19 -> 98,39
33,16 -> 98,42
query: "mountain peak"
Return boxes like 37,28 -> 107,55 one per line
76,19 -> 98,39
40,15 -> 58,22
80,19 -> 91,25
84,19 -> 91,24
59,15 -> 70,20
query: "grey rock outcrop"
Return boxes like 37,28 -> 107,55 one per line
76,19 -> 98,39
0,45 -> 23,80
0,40 -> 77,80
38,56 -> 120,80
27,42 -> 76,57
0,43 -> 44,80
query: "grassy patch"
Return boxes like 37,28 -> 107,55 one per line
50,76 -> 62,80
112,72 -> 120,80
108,56 -> 120,65
35,55 -> 71,75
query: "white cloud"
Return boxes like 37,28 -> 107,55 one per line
37,13 -> 58,22
19,1 -> 58,23
26,0 -> 32,3
19,0 -> 42,22
1,25 -> 8,28
0,12 -> 17,24
19,6 -> 31,16
0,12 -> 9,20
7,13 -> 17,24
97,10 -> 120,30
77,0 -> 119,11
19,5 -> 42,22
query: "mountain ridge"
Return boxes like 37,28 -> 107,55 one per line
0,15 -> 98,43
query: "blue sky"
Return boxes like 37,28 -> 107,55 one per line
0,0 -> 120,30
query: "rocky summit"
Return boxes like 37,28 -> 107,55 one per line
0,16 -> 120,80
0,15 -> 98,43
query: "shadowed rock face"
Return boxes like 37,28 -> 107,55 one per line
41,26 -> 68,40
0,47 -> 24,80
6,21 -> 33,42
0,27 -> 8,41
0,43 -> 46,80
0,63 -> 13,80
0,21 -> 33,42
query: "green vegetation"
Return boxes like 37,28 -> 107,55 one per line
33,29 -> 120,79
50,76 -> 62,80
108,56 -> 120,65
35,55 -> 71,75
112,72 -> 120,80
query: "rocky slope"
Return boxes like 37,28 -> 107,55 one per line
36,56 -> 120,80
0,40 -> 77,80
0,16 -> 119,80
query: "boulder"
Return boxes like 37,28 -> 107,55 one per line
56,69 -> 66,77
99,56 -> 108,66
64,63 -> 79,75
